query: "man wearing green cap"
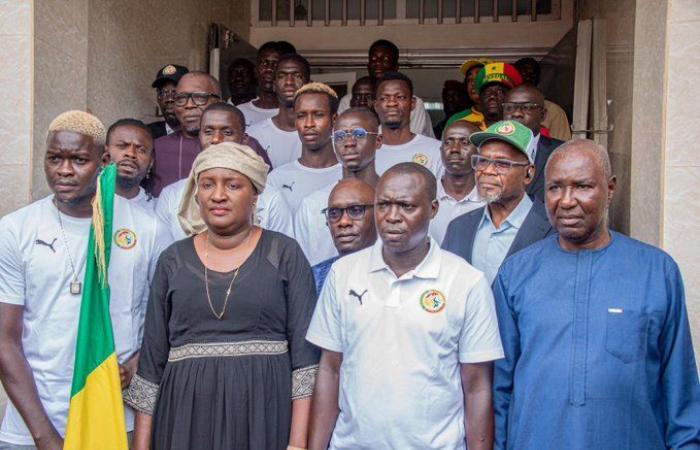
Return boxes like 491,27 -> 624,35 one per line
442,120 -> 553,284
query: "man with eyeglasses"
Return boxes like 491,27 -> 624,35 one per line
307,162 -> 503,450
503,84 -> 564,202
147,64 -> 189,140
442,120 -> 553,284
429,120 -> 484,245
310,178 -> 377,294
294,108 -> 382,266
247,53 -> 308,169
150,71 -> 222,196
373,72 -> 443,177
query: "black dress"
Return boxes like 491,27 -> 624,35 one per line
125,230 -> 320,450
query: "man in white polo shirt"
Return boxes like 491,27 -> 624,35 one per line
0,111 -> 169,449
373,72 -> 443,177
307,162 -> 503,450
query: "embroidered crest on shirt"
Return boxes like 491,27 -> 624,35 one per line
412,153 -> 428,166
420,289 -> 446,313
348,289 -> 367,305
35,237 -> 58,253
114,228 -> 138,250
282,182 -> 295,191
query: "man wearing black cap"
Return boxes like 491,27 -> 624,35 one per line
147,64 -> 189,140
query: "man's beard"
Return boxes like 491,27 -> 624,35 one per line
117,174 -> 140,191
383,119 -> 402,130
478,185 -> 502,203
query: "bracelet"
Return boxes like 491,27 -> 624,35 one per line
287,446 -> 307,450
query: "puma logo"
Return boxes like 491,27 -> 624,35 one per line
35,238 -> 58,253
349,289 -> 368,305
282,182 -> 295,192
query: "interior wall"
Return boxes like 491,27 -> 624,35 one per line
663,0 -> 700,355
575,0 -> 635,235
0,1 -> 33,217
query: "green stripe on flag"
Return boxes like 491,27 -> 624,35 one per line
70,163 -> 118,397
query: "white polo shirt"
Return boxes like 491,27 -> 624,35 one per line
306,239 -> 504,450
429,182 -> 484,245
235,99 -> 279,128
0,195 -> 171,445
294,181 -> 338,266
266,161 -> 342,213
247,117 -> 302,169
375,134 -> 443,178
155,179 -> 295,240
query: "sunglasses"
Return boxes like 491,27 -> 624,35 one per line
332,128 -> 379,144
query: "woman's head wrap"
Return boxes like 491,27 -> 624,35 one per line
177,142 -> 269,236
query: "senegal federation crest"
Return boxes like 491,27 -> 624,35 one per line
496,121 -> 516,136
114,228 -> 137,250
412,153 -> 428,166
420,289 -> 446,313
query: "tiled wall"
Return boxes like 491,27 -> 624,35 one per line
0,0 -> 33,216
663,0 -> 700,353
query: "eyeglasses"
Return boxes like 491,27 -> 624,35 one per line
332,128 -> 379,143
173,92 -> 221,107
502,102 -> 543,113
322,204 -> 374,223
471,154 -> 529,173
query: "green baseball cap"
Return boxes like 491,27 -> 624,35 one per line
469,120 -> 534,162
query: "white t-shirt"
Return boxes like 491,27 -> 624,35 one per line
266,160 -> 343,213
0,195 -> 171,445
155,179 -> 295,241
338,93 -> 435,138
430,183 -> 484,245
306,239 -> 503,449
294,182 -> 338,266
375,133 -> 443,177
125,187 -> 156,211
246,118 -> 301,169
236,99 -> 278,128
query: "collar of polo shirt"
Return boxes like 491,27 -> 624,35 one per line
368,237 -> 441,279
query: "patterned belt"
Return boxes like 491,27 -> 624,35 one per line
168,340 -> 288,362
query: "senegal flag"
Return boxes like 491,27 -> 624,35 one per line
64,164 -> 128,449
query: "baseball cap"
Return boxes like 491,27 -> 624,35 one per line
459,58 -> 493,76
152,64 -> 189,88
475,62 -> 523,93
469,120 -> 534,162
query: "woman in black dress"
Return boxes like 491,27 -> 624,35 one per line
127,142 -> 319,450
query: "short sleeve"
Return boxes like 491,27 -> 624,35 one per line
306,266 -> 343,353
458,273 -> 504,363
265,191 -> 295,239
0,219 -> 26,305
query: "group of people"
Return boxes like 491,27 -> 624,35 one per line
0,37 -> 698,450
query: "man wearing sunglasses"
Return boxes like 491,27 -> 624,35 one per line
503,84 -> 564,202
310,178 -> 377,294
150,71 -> 222,196
294,108 -> 382,267
442,120 -> 553,284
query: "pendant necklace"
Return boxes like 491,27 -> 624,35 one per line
55,202 -> 82,295
203,231 -> 249,320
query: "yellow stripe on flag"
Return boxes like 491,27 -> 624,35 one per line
486,62 -> 504,75
64,353 -> 128,450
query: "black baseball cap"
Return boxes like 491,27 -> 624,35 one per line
152,64 -> 189,88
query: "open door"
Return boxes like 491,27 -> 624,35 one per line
208,24 -> 258,102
